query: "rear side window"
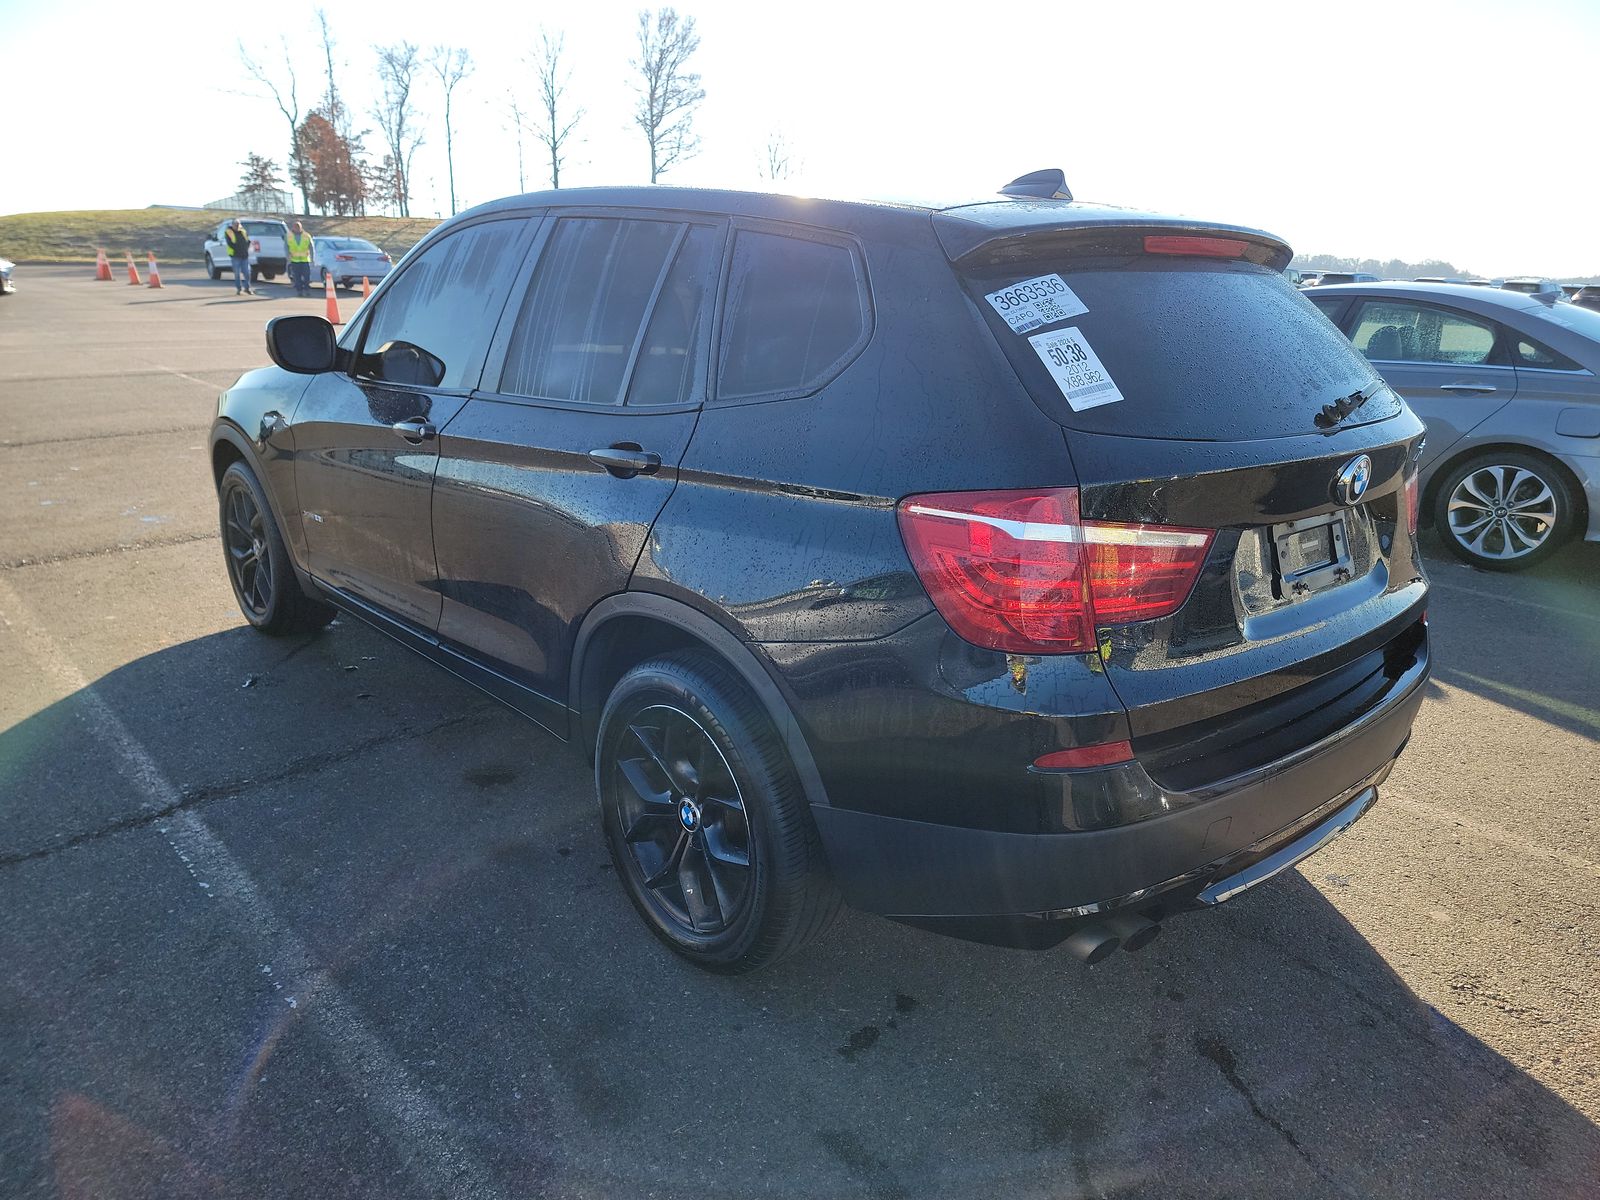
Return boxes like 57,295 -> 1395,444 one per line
718,230 -> 868,400
627,225 -> 719,406
500,217 -> 683,404
1349,301 -> 1498,365
358,219 -> 526,389
962,258 -> 1395,441
1512,335 -> 1581,371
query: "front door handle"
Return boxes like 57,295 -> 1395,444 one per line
589,445 -> 662,479
391,418 -> 437,444
1440,382 -> 1497,394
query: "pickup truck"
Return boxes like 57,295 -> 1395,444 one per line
203,218 -> 289,283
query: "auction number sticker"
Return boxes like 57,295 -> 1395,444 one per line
984,274 -> 1088,334
1028,327 -> 1124,411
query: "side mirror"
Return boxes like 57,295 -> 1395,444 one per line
266,315 -> 338,374
374,340 -> 446,388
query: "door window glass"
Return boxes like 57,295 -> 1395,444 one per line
718,230 -> 867,399
501,218 -> 682,404
1349,301 -> 1497,365
626,225 -> 718,407
359,219 -> 525,389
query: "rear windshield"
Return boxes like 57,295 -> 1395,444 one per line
244,221 -> 284,237
327,238 -> 379,252
961,258 -> 1398,441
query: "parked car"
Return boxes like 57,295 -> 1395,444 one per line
1573,286 -> 1600,312
1308,271 -> 1381,286
1297,270 -> 1322,287
313,236 -> 392,290
210,174 -> 1430,972
1500,277 -> 1564,299
203,218 -> 289,283
0,255 -> 13,296
1307,281 -> 1600,570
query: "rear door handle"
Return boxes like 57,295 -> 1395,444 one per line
391,418 -> 437,444
1440,382 -> 1497,394
589,445 -> 662,478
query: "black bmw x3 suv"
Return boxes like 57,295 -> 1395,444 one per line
211,171 -> 1430,971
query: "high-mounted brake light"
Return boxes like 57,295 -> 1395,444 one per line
896,487 -> 1215,655
1143,234 -> 1249,259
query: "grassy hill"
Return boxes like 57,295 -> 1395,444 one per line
0,207 -> 442,264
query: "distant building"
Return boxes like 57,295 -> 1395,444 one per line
203,189 -> 295,214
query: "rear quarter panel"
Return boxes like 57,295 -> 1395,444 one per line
633,212 -> 1081,644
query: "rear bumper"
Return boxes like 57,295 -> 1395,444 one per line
809,628 -> 1427,943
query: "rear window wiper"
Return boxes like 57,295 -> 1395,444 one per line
1314,384 -> 1378,430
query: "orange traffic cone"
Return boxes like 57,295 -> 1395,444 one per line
95,248 -> 113,281
361,276 -> 371,300
146,252 -> 163,289
323,271 -> 342,325
125,252 -> 142,286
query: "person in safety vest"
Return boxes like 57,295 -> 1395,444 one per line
286,221 -> 315,297
224,218 -> 253,295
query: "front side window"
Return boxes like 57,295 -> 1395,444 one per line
1349,301 -> 1498,365
358,219 -> 525,389
718,230 -> 867,400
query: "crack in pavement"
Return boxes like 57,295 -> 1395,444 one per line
0,423 -> 209,449
0,706 -> 493,870
1193,1032 -> 1317,1168
1,530 -> 218,570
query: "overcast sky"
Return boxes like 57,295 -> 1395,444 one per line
4,0 -> 1595,277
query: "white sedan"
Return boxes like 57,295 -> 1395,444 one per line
313,238 -> 392,290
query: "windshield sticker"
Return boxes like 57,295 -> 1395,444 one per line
1028,327 -> 1124,411
984,274 -> 1088,334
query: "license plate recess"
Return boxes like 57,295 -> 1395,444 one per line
1271,512 -> 1352,597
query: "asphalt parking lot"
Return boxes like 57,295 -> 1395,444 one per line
2,263 -> 1598,1199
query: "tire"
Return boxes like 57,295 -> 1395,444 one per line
262,271 -> 276,281
218,461 -> 336,635
596,651 -> 842,973
1432,450 -> 1577,571
207,254 -> 222,280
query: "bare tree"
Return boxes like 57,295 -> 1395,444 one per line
240,40 -> 306,214
532,29 -> 584,189
506,95 -> 527,193
373,42 -> 425,217
758,132 -> 795,182
629,8 -> 703,184
431,46 -> 473,216
316,9 -> 340,119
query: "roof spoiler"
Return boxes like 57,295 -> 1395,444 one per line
999,169 -> 1073,202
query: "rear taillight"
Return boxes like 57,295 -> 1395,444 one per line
896,487 -> 1215,655
381,252 -> 392,262
251,239 -> 261,252
335,253 -> 354,261
1404,469 -> 1420,535
1143,234 -> 1249,259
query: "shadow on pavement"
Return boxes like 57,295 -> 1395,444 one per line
2,621 -> 1598,1199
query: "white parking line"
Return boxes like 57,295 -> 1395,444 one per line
157,366 -> 223,390
0,578 -> 504,1199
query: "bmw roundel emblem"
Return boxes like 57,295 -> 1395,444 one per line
678,799 -> 700,832
1334,455 -> 1373,507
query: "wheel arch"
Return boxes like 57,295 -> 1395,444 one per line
1423,440 -> 1589,537
570,592 -> 833,812
210,422 -> 313,584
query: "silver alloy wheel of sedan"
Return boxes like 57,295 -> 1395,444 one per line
1446,463 -> 1559,562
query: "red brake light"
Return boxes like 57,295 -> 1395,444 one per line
335,253 -> 354,261
381,252 -> 392,262
1404,469 -> 1420,535
251,239 -> 261,252
1033,741 -> 1134,770
896,487 -> 1214,655
1143,234 -> 1248,259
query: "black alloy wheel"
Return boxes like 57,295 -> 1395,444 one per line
597,653 -> 841,973
613,704 -> 754,936
217,461 -> 336,636
224,481 -> 273,620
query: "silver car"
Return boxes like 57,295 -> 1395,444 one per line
1309,281 -> 1600,571
313,237 -> 393,290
